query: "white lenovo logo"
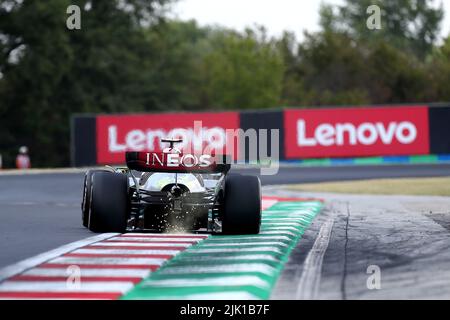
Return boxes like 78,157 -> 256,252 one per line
297,119 -> 418,147
108,126 -> 226,153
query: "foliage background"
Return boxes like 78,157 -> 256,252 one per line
0,0 -> 449,167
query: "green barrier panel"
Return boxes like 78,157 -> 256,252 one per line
299,159 -> 332,166
410,155 -> 439,163
353,157 -> 384,165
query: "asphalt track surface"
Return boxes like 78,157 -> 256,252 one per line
1,163 -> 450,299
269,190 -> 450,299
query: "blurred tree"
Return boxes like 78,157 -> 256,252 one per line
0,0 -> 171,167
142,20 -> 210,111
198,27 -> 284,109
279,1 -> 442,107
0,0 -> 449,167
428,35 -> 450,101
295,30 -> 370,106
276,31 -> 308,106
326,0 -> 444,60
0,0 -> 74,166
366,40 -> 431,103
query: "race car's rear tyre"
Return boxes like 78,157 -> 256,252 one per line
82,169 -> 105,227
222,174 -> 261,235
88,172 -> 128,233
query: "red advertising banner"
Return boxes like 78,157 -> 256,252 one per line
284,106 -> 430,159
96,112 -> 239,164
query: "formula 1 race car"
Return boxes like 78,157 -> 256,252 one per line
81,139 -> 261,235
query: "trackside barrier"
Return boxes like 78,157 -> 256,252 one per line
71,104 -> 450,167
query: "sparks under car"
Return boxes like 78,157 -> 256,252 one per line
81,139 -> 261,235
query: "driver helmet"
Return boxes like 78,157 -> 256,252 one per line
19,146 -> 28,155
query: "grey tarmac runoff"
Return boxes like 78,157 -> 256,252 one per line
1,164 -> 450,299
270,189 -> 450,299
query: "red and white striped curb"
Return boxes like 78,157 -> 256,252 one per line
0,233 -> 208,299
0,198 -> 280,300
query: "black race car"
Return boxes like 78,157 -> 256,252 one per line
81,139 -> 261,235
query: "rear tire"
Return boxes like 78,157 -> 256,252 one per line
88,172 -> 129,233
82,170 -> 105,227
222,174 -> 261,235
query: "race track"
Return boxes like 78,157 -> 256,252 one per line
1,163 -> 450,299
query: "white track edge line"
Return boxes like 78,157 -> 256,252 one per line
0,233 -> 119,283
295,218 -> 334,300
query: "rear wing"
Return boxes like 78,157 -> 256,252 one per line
125,152 -> 231,174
